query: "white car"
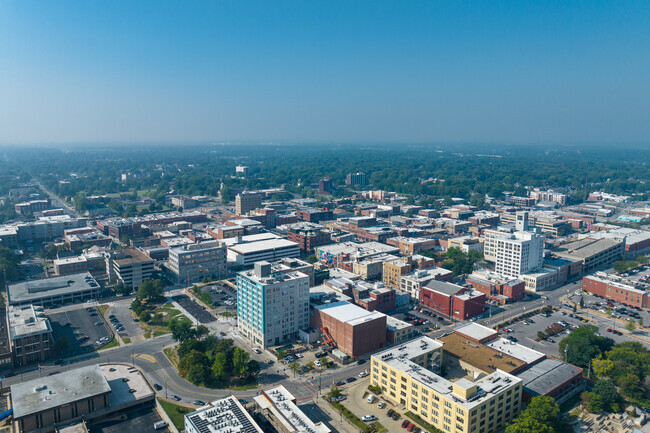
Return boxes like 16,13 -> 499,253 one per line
294,353 -> 303,359
377,401 -> 386,409
253,348 -> 262,354
361,415 -> 376,422
358,371 -> 368,378
314,360 -> 322,367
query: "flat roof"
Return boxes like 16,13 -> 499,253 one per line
11,364 -> 111,419
229,238 -> 299,255
454,323 -> 497,341
386,316 -> 413,331
438,333 -> 525,374
7,305 -> 52,339
315,301 -> 385,326
220,233 -> 280,246
185,396 -> 264,433
8,272 -> 100,305
486,338 -> 545,364
554,238 -> 622,259
101,364 -> 154,406
373,336 -> 521,410
516,358 -> 581,396
254,385 -> 330,433
114,248 -> 153,264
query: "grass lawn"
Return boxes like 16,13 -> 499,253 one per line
158,399 -> 193,431
122,337 -> 131,344
219,311 -> 235,317
97,304 -> 110,318
330,401 -> 372,433
227,382 -> 258,391
405,411 -> 441,433
97,337 -> 119,351
163,347 -> 178,367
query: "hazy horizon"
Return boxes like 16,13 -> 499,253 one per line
1,1 -> 649,145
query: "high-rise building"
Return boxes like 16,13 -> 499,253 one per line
345,172 -> 367,187
235,191 -> 262,216
105,248 -> 155,289
494,231 -> 544,279
318,176 -> 332,194
237,261 -> 310,348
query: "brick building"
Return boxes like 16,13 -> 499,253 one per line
286,222 -> 332,252
296,208 -> 333,223
466,271 -> 526,303
582,273 -> 649,310
386,236 -> 437,255
310,301 -> 386,358
419,280 -> 486,320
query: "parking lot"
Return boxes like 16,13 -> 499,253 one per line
174,294 -> 216,323
110,301 -> 144,340
88,405 -> 170,433
200,285 -> 236,310
48,306 -> 113,357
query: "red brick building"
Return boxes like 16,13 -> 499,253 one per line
419,280 -> 486,320
582,274 -> 650,310
208,224 -> 245,240
310,301 -> 386,358
296,208 -> 333,223
286,222 -> 332,252
466,273 -> 526,302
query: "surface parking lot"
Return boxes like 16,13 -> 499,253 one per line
88,405 -> 170,433
174,294 -> 216,323
48,306 -> 112,357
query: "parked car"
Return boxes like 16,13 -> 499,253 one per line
193,400 -> 205,406
94,321 -> 103,325
402,420 -> 410,428
154,384 -> 163,390
378,401 -> 386,409
357,359 -> 367,365
171,395 -> 181,401
361,415 -> 376,422
334,380 -> 345,387
346,377 -> 357,383
358,371 -> 368,378
253,348 -> 262,354
314,360 -> 322,367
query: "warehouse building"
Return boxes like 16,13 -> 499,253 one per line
8,273 -> 102,308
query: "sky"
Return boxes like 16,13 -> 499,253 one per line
0,1 -> 649,145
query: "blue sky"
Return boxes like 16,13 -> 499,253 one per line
1,1 -> 649,145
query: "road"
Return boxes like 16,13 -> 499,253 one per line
35,180 -> 80,218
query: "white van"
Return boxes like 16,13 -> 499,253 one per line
154,421 -> 168,430
367,394 -> 375,404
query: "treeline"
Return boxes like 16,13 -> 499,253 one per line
1,144 -> 648,203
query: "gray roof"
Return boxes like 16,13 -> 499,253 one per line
7,273 -> 99,305
11,364 -> 111,419
515,358 -> 581,396
423,279 -> 464,296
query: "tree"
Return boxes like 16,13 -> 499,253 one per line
276,349 -> 288,360
625,319 -> 636,332
179,350 -> 211,383
537,331 -> 547,340
606,306 -> 612,315
592,380 -> 620,411
138,310 -> 151,323
637,255 -> 648,265
582,392 -> 605,413
289,361 -> 301,377
72,193 -> 87,213
573,304 -> 577,313
579,296 -> 584,308
306,254 -> 317,264
233,347 -> 250,377
114,281 -> 129,296
195,325 -> 209,340
170,318 -> 195,342
592,358 -> 614,378
212,352 -> 228,382
506,417 -> 554,433
136,279 -> 164,301
187,363 -> 210,384
177,339 -> 204,359
639,317 -> 644,327
328,386 -> 341,399
558,325 -> 614,368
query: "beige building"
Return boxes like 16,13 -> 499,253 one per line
383,257 -> 413,289
105,248 -> 155,289
235,191 -> 262,216
371,337 -> 522,433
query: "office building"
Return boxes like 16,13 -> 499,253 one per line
268,257 -> 316,286
482,227 -> 514,263
316,241 -> 399,266
105,248 -> 154,289
352,254 -> 399,281
386,316 -> 415,344
8,273 -> 102,308
237,262 -> 310,348
235,191 -> 262,216
168,241 -> 227,284
185,396 -> 264,433
318,176 -> 332,194
171,195 -> 198,209
296,208 -> 333,223
383,257 -> 414,289
400,268 -> 453,300
254,385 -> 331,433
311,300 -> 386,358
371,336 -> 522,433
11,364 -> 154,433
7,305 -> 52,367
494,231 -> 544,279
226,236 -> 300,268
285,222 -> 332,252
345,172 -> 367,187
